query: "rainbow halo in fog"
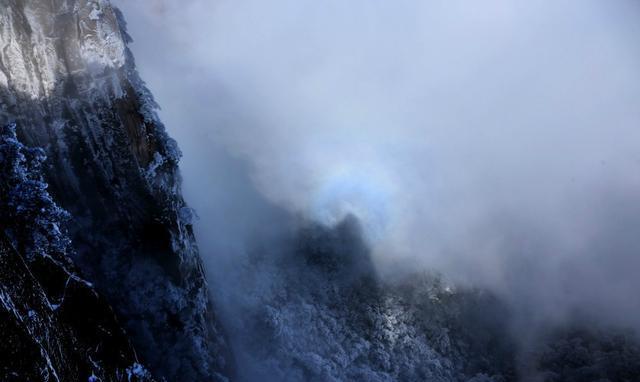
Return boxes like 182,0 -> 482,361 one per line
310,168 -> 391,243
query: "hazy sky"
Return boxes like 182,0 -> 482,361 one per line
115,0 -> 640,330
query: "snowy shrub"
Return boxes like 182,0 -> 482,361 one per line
126,363 -> 152,381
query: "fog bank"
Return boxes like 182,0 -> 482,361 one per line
114,0 -> 640,331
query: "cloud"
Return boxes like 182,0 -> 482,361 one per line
114,0 -> 640,330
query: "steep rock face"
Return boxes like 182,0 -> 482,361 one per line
0,1 -> 232,380
0,123 -> 154,382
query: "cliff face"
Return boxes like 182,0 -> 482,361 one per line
0,1 -> 232,380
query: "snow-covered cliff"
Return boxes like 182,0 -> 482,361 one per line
0,1 -> 232,380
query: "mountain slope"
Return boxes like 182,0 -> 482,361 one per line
219,216 -> 640,382
220,217 -> 515,381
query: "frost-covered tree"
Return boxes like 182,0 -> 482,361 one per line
0,122 -> 71,260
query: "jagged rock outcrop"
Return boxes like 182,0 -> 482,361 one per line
0,1 -> 232,380
0,123 -> 154,381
